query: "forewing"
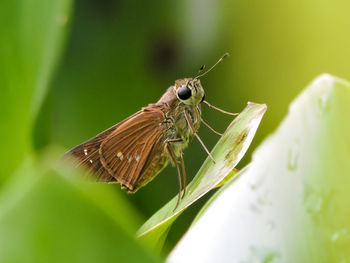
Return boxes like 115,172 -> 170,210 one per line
64,111 -> 141,181
99,106 -> 166,191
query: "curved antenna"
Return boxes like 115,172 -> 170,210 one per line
194,53 -> 229,79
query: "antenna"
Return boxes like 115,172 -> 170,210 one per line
194,53 -> 229,79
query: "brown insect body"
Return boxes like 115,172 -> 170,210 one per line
66,78 -> 204,194
66,53 -> 234,209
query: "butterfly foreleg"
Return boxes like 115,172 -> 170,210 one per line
183,109 -> 216,163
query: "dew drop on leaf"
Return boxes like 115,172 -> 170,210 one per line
287,147 -> 299,171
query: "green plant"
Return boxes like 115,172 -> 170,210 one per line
137,103 -> 266,253
2,1 -> 349,262
0,1 -> 266,262
167,74 -> 350,263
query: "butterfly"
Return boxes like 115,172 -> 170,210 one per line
64,53 -> 236,210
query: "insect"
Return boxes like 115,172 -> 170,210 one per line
65,53 -> 237,210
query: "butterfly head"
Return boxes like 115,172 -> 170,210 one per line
174,78 -> 205,106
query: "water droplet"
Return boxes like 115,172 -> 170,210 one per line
303,188 -> 324,221
331,228 -> 348,243
287,148 -> 299,171
250,184 -> 257,190
257,197 -> 265,206
248,174 -> 266,191
332,232 -> 340,242
312,75 -> 333,110
256,191 -> 271,206
318,93 -> 328,110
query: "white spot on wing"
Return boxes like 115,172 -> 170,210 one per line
117,152 -> 124,161
84,149 -> 88,156
127,155 -> 132,162
135,154 -> 139,162
89,160 -> 93,164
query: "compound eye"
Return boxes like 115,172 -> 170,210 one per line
177,86 -> 192,100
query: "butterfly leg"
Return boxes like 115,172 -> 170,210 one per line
183,110 -> 216,164
166,138 -> 183,211
180,151 -> 187,199
202,100 -> 239,116
200,117 -> 223,136
196,105 -> 223,136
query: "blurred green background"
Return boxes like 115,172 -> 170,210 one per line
2,0 -> 350,255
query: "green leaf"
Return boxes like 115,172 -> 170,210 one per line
0,150 -> 159,263
214,168 -> 239,188
167,74 -> 350,263
0,0 -> 72,182
137,102 -> 267,252
190,167 -> 245,227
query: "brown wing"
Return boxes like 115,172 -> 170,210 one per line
64,111 -> 142,182
99,106 -> 167,191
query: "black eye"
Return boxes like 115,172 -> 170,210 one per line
177,86 -> 192,100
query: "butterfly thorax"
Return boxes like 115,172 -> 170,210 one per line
156,84 -> 201,160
